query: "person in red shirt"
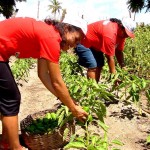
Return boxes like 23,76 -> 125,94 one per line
75,17 -> 136,82
0,17 -> 88,150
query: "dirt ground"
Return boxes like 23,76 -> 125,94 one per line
0,63 -> 150,150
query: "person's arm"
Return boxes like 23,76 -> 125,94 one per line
105,54 -> 122,86
115,50 -> 125,68
37,58 -> 88,122
37,58 -> 58,97
105,54 -> 116,74
102,35 -> 117,74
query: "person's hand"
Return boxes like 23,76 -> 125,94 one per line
114,78 -> 122,87
122,66 -> 128,71
70,105 -> 88,123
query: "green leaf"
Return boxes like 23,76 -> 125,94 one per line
63,128 -> 69,141
132,83 -> 137,92
64,106 -> 69,116
73,85 -> 80,93
75,136 -> 85,143
83,106 -> 90,113
56,106 -> 64,117
146,135 -> 150,144
99,102 -> 107,117
87,145 -> 97,150
96,146 -> 107,150
117,82 -> 128,89
80,85 -> 87,96
69,134 -> 76,143
92,80 -> 99,88
132,94 -> 139,102
141,79 -> 147,88
111,139 -> 124,146
98,121 -> 109,132
64,141 -> 86,149
146,90 -> 150,101
91,136 -> 98,145
58,111 -> 65,126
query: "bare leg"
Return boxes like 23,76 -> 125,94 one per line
95,67 -> 103,82
2,115 -> 22,150
2,124 -> 9,142
87,67 -> 103,83
87,68 -> 97,81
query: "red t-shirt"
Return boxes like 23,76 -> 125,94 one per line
81,20 -> 125,56
0,17 -> 62,63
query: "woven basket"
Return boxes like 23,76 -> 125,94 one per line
20,108 -> 75,150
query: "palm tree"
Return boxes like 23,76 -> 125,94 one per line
48,0 -> 62,19
127,0 -> 150,20
145,0 -> 150,12
60,8 -> 66,22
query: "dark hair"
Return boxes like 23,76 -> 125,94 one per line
44,18 -> 81,48
109,18 -> 124,29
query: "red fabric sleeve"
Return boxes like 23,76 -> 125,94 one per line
116,38 -> 125,51
101,36 -> 116,56
81,36 -> 91,48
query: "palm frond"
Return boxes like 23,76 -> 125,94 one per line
127,0 -> 145,13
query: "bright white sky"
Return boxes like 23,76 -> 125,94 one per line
1,0 -> 150,24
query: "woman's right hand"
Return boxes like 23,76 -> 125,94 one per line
70,105 -> 88,123
114,78 -> 122,87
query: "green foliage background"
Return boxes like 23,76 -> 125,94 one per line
124,25 -> 150,79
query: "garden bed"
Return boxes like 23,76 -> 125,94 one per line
0,64 -> 149,150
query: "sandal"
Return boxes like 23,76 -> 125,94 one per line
0,140 -> 10,150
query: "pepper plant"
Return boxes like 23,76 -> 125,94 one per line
11,58 -> 36,82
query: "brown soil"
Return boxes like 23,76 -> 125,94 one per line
0,64 -> 150,150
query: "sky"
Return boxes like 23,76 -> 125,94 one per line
1,0 -> 150,24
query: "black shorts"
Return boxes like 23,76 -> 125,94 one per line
0,62 -> 21,116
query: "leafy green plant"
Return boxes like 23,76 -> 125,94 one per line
64,120 -> 123,150
124,25 -> 150,79
60,52 -> 114,122
60,52 -> 84,78
11,58 -> 35,81
110,69 -> 150,113
60,52 -> 124,149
